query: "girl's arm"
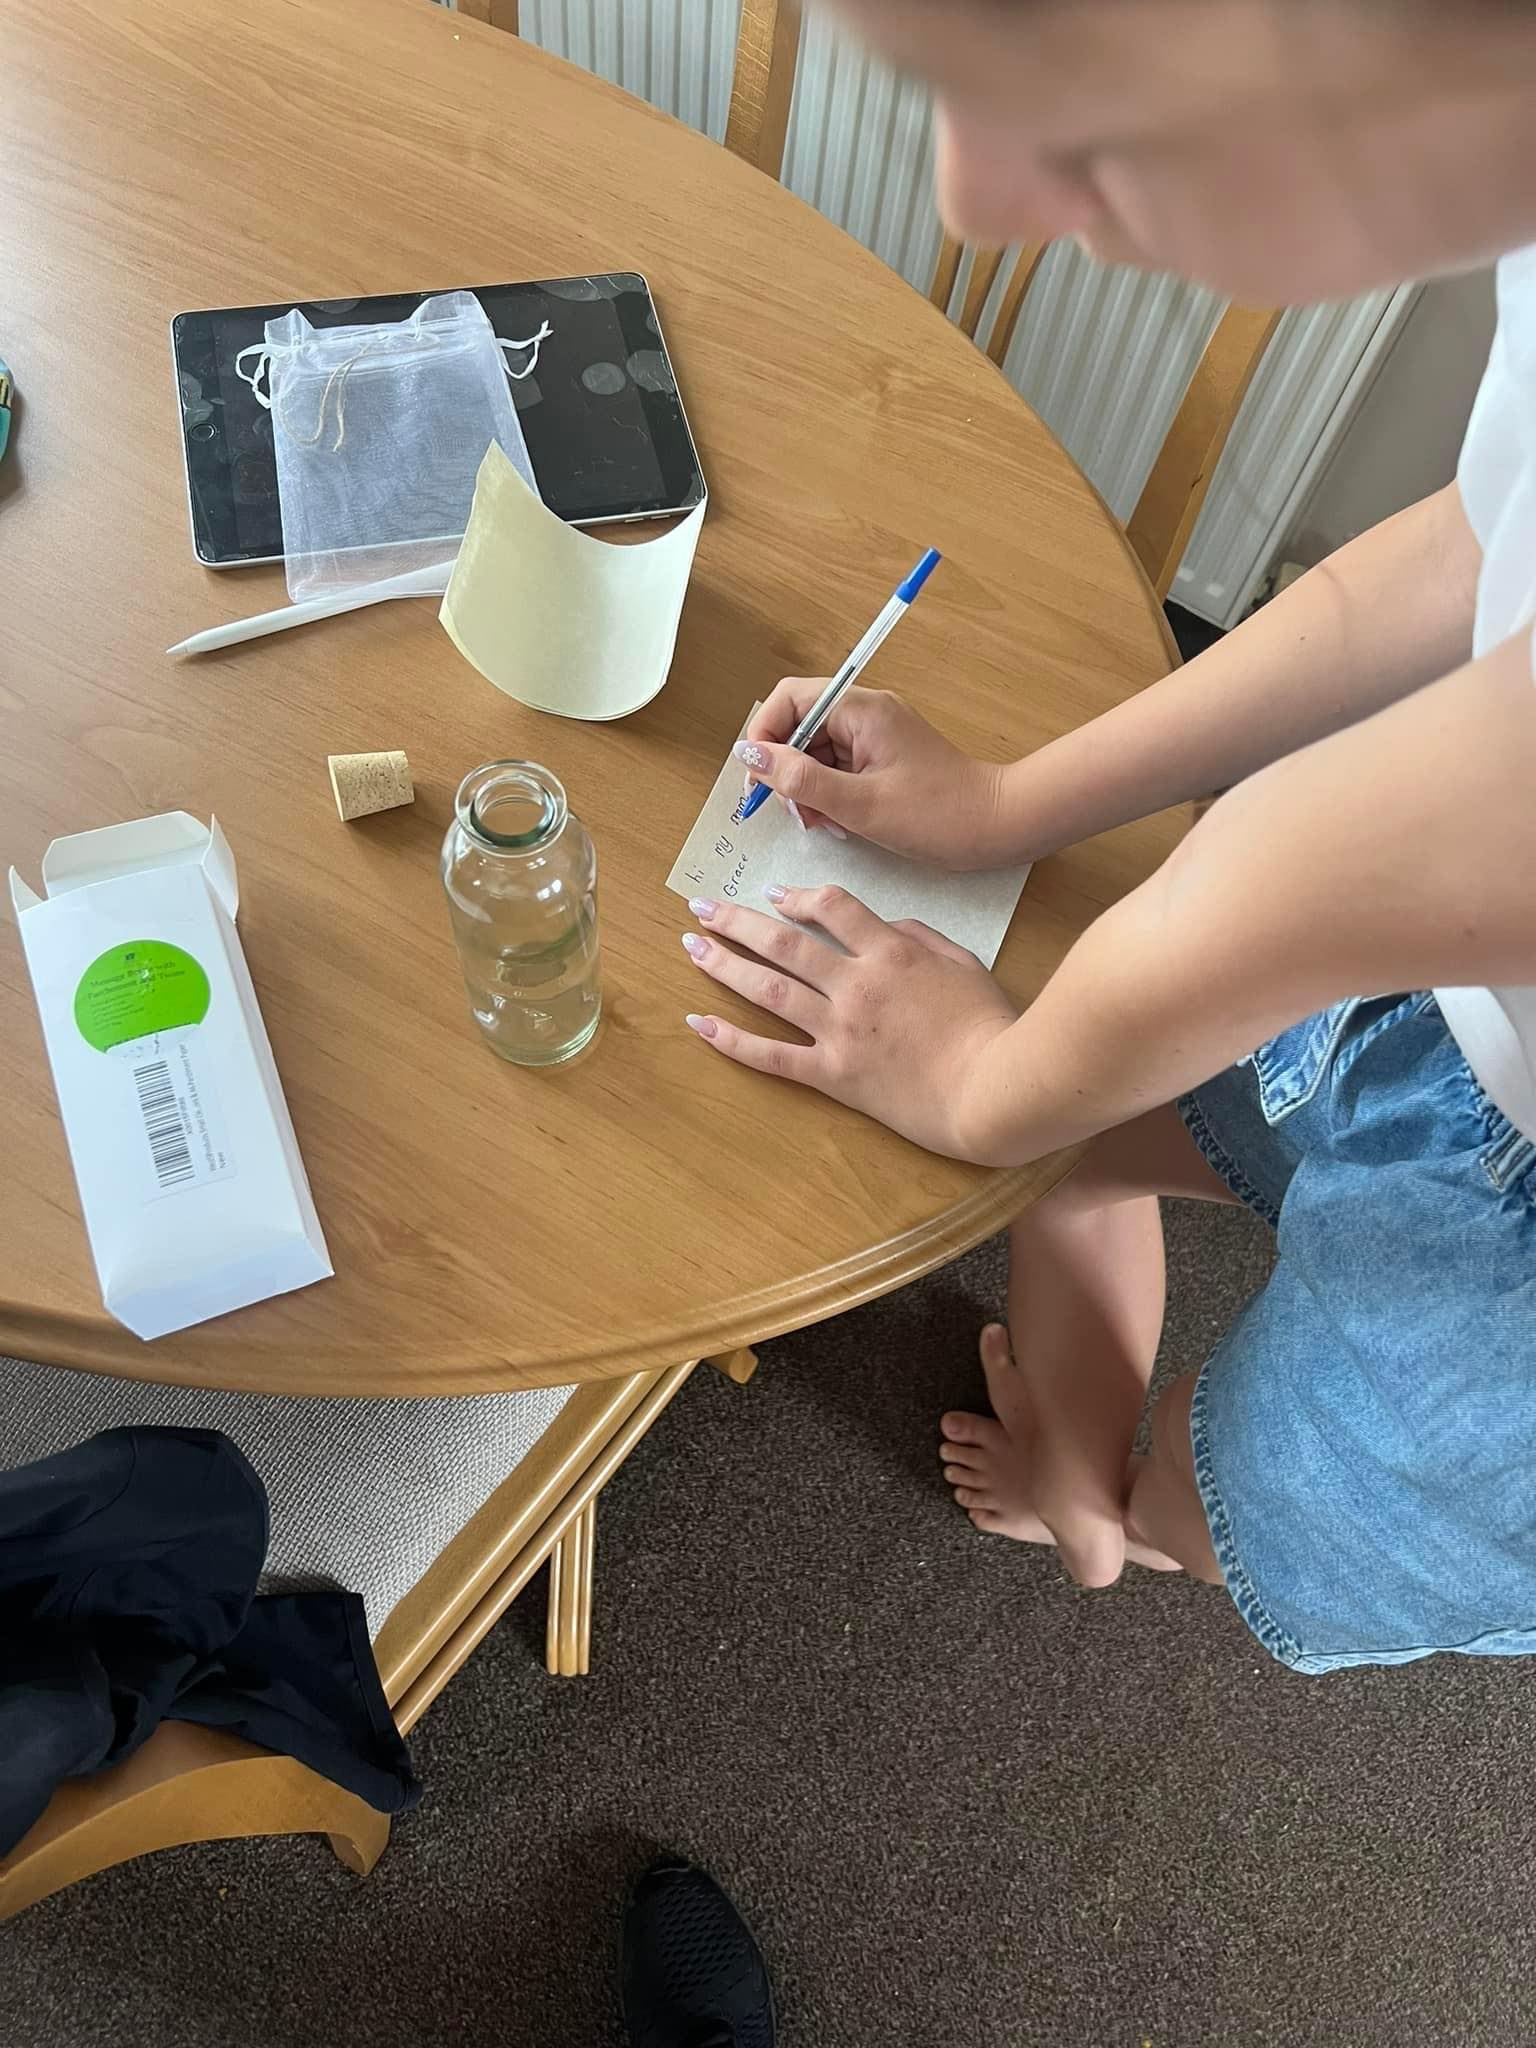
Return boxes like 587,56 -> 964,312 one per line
742,483 -> 1485,869
959,628 -> 1536,1165
999,480 -> 1485,858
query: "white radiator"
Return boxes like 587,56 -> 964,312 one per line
511,0 -> 1413,627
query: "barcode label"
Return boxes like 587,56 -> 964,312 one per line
134,1059 -> 197,1190
122,1038 -> 234,1200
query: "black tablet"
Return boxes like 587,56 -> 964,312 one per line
170,272 -> 707,568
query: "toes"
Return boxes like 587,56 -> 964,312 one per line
939,1409 -> 1007,1452
978,1320 -> 1014,1370
1125,1539 -> 1184,1575
939,1438 -> 989,1474
968,1509 -> 1007,1534
951,1486 -> 997,1513
978,1323 -> 1031,1428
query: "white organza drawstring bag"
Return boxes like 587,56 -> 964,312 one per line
235,289 -> 550,605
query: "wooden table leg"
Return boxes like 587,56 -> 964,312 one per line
705,1348 -> 759,1385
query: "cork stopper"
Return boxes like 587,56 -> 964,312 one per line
328,750 -> 414,822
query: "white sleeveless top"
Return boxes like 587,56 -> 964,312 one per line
1435,242 -> 1536,1141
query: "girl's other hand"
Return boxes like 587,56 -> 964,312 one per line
681,885 -> 1017,1159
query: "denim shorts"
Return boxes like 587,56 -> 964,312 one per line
1178,993 -> 1536,1674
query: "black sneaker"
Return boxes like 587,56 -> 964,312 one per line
620,1856 -> 776,2048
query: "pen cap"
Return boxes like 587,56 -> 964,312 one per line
896,549 -> 942,604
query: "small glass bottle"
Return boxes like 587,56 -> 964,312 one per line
441,761 -> 601,1067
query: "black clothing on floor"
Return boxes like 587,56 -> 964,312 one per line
622,1857 -> 776,2048
0,1427 -> 418,1855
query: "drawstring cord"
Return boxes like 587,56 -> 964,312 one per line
499,321 -> 552,382
234,338 -> 377,451
234,318 -> 554,451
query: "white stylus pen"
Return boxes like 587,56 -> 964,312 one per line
166,558 -> 457,657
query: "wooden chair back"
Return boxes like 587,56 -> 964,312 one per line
455,0 -> 520,28
1122,300 -> 1282,599
723,0 -> 802,179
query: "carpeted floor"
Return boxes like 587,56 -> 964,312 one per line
6,1200 -> 1536,2048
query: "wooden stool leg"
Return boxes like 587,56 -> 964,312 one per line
576,1498 -> 595,1676
558,1505 -> 583,1677
705,1347 -> 759,1385
545,1498 -> 597,1678
545,1528 -> 567,1675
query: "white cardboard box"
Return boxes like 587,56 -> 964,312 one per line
9,812 -> 332,1340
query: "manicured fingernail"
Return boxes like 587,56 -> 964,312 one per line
763,884 -> 788,905
821,821 -> 848,840
784,799 -> 808,833
681,932 -> 709,960
735,741 -> 769,773
686,1013 -> 719,1040
688,898 -> 718,922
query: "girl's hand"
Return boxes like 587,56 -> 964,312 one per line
741,683 -> 1016,871
680,885 -> 1017,1159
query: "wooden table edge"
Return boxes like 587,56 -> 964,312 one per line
0,1152 -> 1083,1396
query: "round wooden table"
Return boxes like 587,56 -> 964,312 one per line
0,0 -> 1180,1395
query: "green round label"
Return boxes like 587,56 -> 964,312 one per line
74,941 -> 211,1053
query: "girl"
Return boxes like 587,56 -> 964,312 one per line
678,0 -> 1536,1673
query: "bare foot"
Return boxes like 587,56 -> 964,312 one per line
940,1325 -> 1056,1544
940,1325 -> 1180,1583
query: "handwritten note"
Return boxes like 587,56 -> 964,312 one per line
666,714 -> 1030,968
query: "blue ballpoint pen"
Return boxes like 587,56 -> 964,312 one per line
738,547 -> 943,823
0,360 -> 12,466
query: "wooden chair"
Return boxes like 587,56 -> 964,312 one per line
0,1348 -> 756,1919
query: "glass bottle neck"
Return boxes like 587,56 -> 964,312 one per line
455,762 -> 568,853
